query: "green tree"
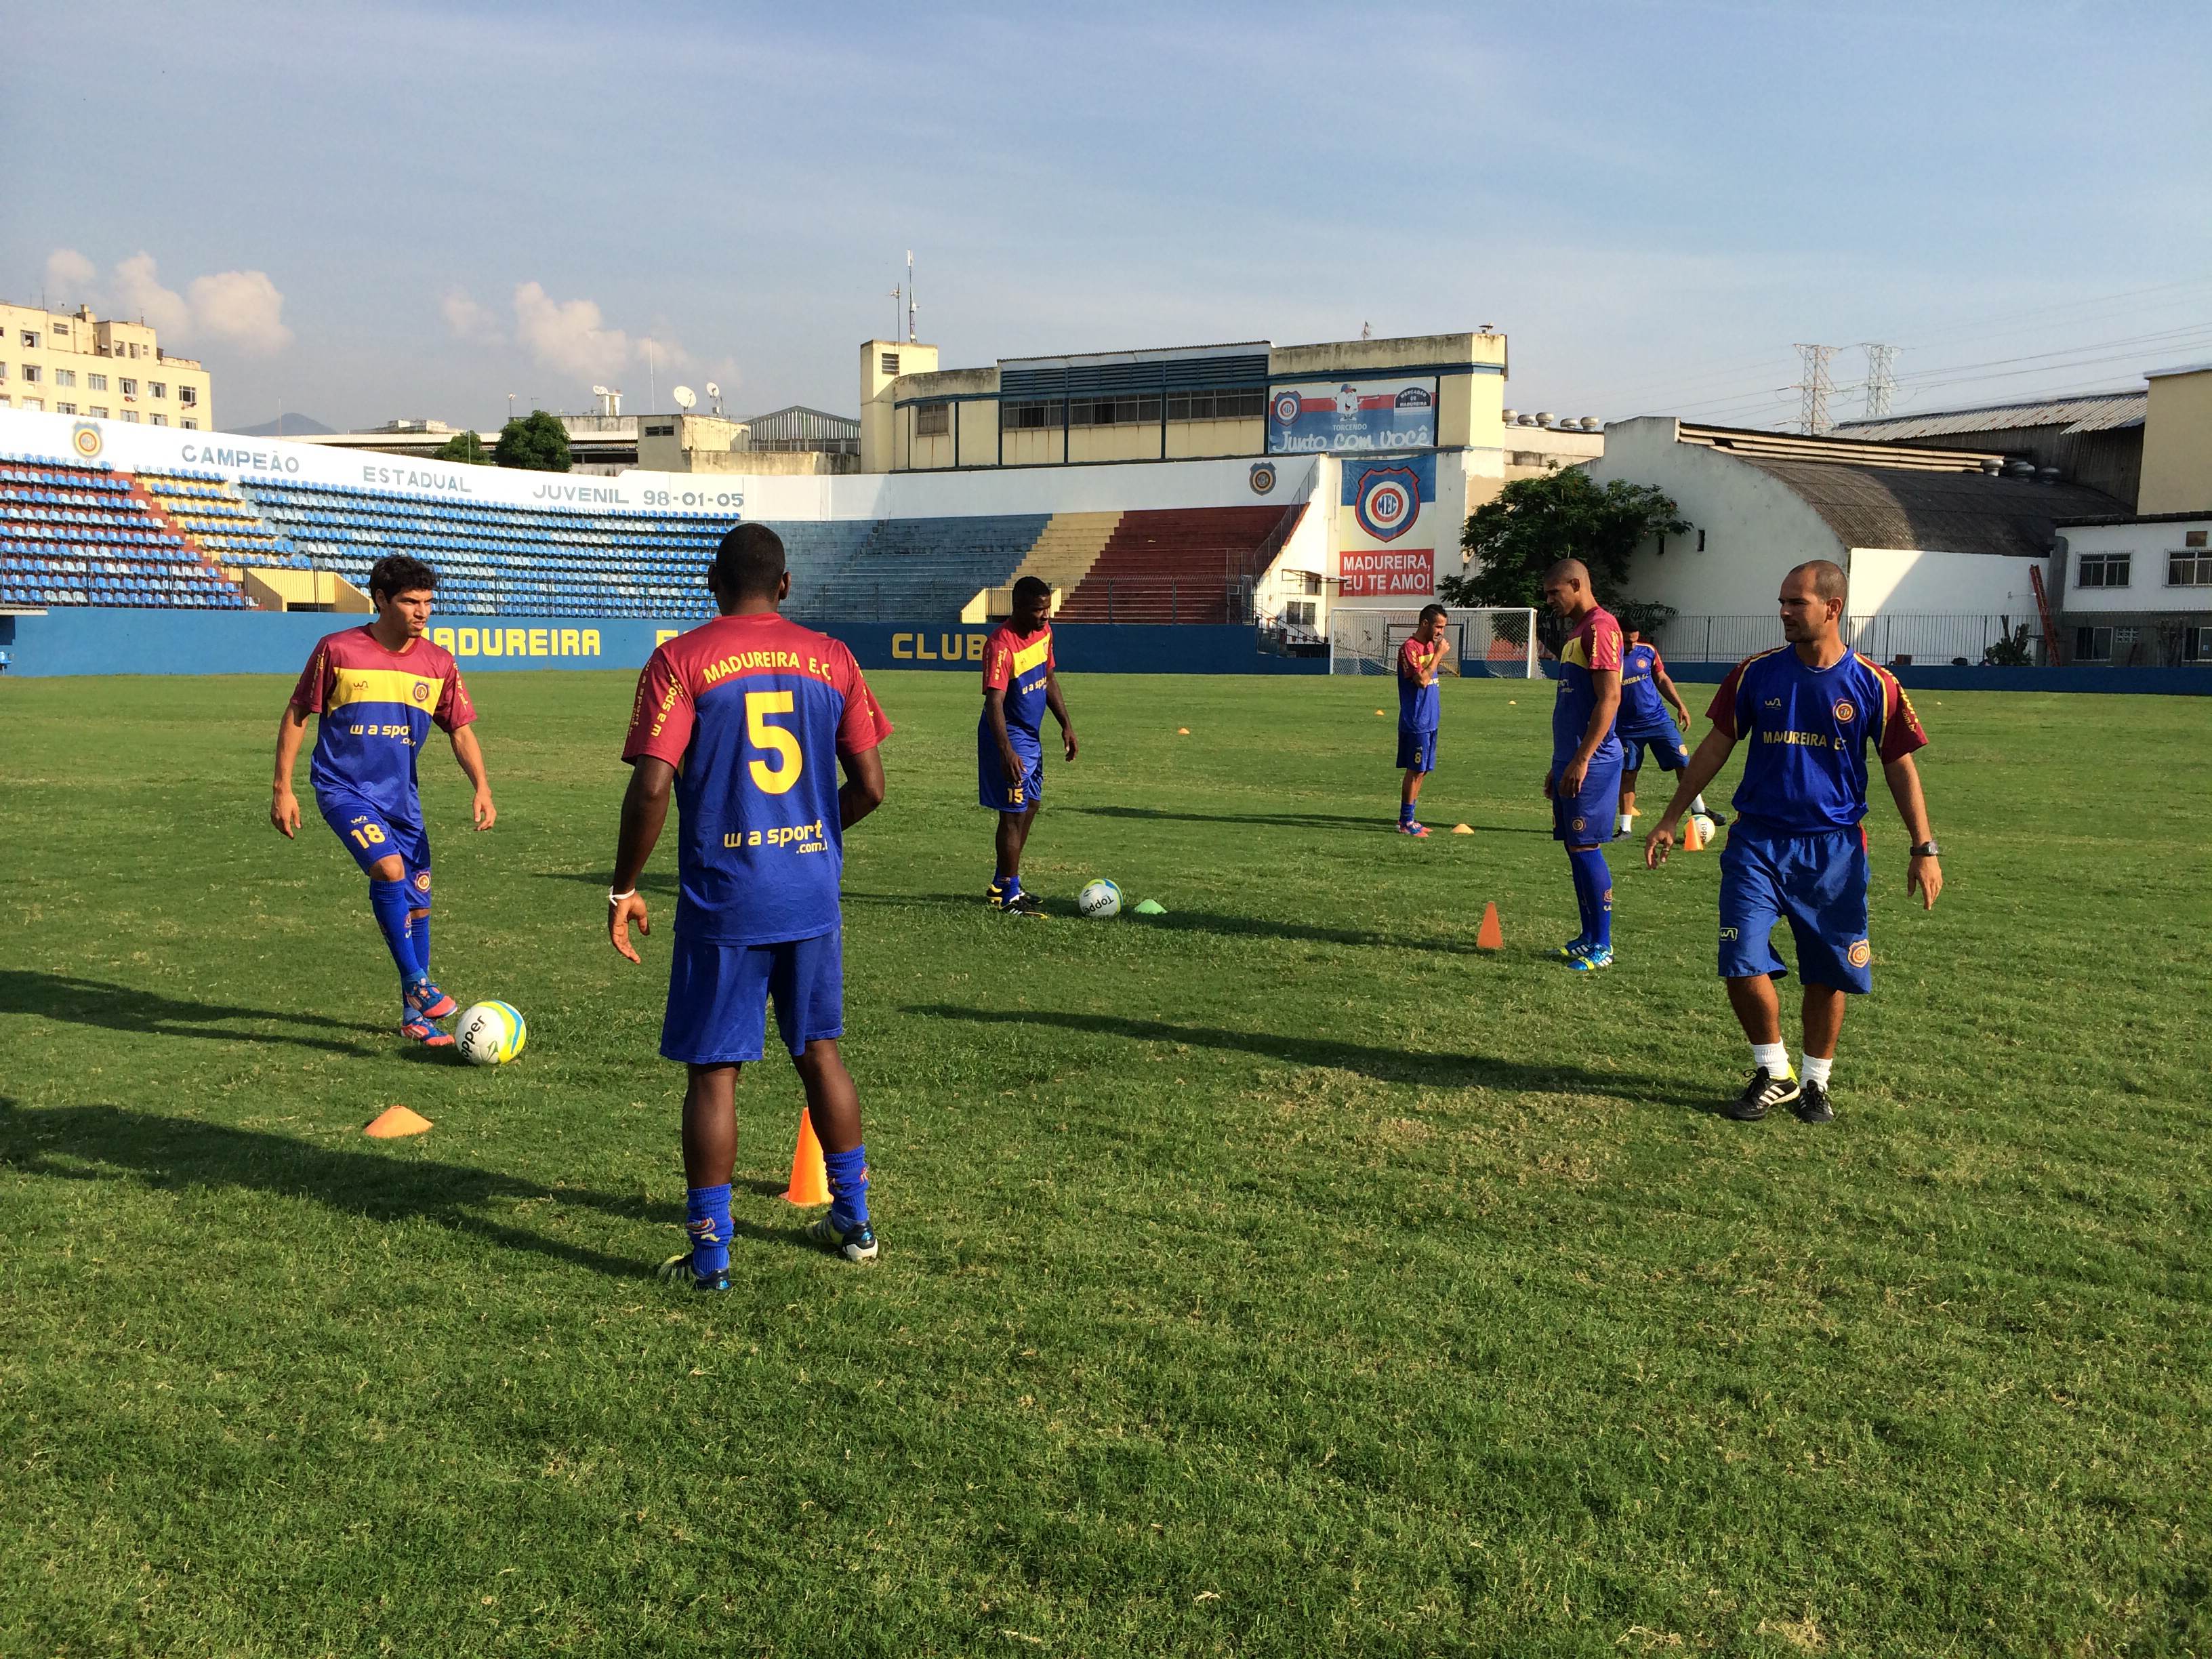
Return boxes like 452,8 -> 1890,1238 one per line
1438,469 -> 1689,623
494,409 -> 573,472
433,428 -> 491,466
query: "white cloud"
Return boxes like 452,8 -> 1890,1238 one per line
187,269 -> 293,354
109,252 -> 193,338
441,286 -> 501,344
45,247 -> 97,302
513,281 -> 633,383
53,249 -> 293,356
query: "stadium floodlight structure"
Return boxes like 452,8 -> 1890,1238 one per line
1329,606 -> 1539,680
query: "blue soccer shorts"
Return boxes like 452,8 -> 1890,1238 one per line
978,727 -> 1044,813
661,927 -> 844,1065
1397,726 -> 1438,773
1718,828 -> 1873,994
1618,716 -> 1689,773
1550,750 -> 1624,844
318,788 -> 433,909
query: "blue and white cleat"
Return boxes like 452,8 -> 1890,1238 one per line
804,1213 -> 880,1263
1568,947 -> 1614,972
1553,939 -> 1594,962
1397,820 -> 1431,838
405,978 -> 458,1021
657,1252 -> 730,1292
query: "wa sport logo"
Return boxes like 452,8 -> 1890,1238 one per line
1352,466 -> 1421,541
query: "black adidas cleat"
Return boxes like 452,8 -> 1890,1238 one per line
1794,1080 -> 1835,1124
657,1252 -> 730,1292
1000,890 -> 1046,918
1725,1067 -> 1800,1122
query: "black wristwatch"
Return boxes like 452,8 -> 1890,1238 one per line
1910,840 -> 1941,858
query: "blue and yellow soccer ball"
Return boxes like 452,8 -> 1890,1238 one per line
1078,878 -> 1122,919
455,1000 -> 528,1065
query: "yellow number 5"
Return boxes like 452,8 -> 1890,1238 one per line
745,691 -> 802,794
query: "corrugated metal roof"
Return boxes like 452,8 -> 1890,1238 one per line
1736,457 -> 2127,560
1832,392 -> 2145,441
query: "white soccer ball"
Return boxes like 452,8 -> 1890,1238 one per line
1077,879 -> 1122,919
1692,814 -> 1717,843
455,1000 -> 528,1066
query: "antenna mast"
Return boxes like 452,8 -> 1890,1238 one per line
906,249 -> 917,343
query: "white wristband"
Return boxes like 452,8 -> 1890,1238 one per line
609,887 -> 636,905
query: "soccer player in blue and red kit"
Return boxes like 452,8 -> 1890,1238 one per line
1646,560 -> 1941,1124
980,575 -> 1078,916
271,554 -> 495,1048
1541,559 -> 1624,970
1395,603 -> 1448,836
609,524 -> 893,1286
1613,623 -> 1717,838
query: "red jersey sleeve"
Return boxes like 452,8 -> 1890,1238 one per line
1875,670 -> 1929,763
834,649 -> 894,756
982,632 -> 1013,691
288,640 -> 331,715
433,663 -> 476,733
622,644 -> 695,767
1588,613 -> 1623,672
1396,638 -> 1420,680
1708,658 -> 1750,740
1046,630 -> 1057,674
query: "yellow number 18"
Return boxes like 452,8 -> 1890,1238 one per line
745,691 -> 802,794
350,823 -> 388,850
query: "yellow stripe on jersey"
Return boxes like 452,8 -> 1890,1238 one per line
1560,637 -> 1591,669
1011,635 -> 1052,676
328,667 -> 445,713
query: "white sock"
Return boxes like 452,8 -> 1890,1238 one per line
1802,1054 -> 1833,1088
1617,812 -> 1635,834
1691,793 -> 1708,814
1752,1041 -> 1791,1077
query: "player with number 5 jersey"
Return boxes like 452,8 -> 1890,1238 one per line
611,524 -> 893,1286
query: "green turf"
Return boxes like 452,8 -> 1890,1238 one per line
3,668 -> 2208,1658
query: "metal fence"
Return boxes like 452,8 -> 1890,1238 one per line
1649,613 -> 2049,666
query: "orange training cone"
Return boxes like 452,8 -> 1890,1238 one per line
1451,823 -> 1473,835
1476,901 -> 1504,951
365,1105 -> 432,1139
783,1111 -> 830,1206
1681,815 -> 1704,853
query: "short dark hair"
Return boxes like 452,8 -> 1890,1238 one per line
1012,575 -> 1052,607
712,523 -> 786,600
1788,558 -> 1849,603
1418,602 -> 1448,624
369,555 -> 437,604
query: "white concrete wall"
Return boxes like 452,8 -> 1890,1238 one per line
1845,548 -> 2047,614
2057,518 -> 2212,613
1588,417 -> 1845,615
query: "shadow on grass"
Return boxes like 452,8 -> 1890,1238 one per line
1065,804 -> 1551,837
0,1102 -> 815,1279
849,890 -> 1509,954
907,1005 -> 1711,1109
0,970 -> 387,1056
538,870 -> 680,896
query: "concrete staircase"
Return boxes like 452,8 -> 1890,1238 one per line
962,510 -> 1123,622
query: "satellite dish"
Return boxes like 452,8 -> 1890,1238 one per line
672,385 -> 697,411
591,385 -> 609,397
704,381 -> 720,398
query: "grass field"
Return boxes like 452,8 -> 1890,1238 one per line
3,666 -> 2209,1658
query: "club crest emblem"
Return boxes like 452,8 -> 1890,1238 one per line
1571,815 -> 1586,832
413,871 -> 432,892
72,422 -> 103,459
1353,465 -> 1421,541
1248,462 -> 1277,495
1847,939 -> 1871,967
413,681 -> 431,703
1270,390 -> 1303,427
1833,699 -> 1856,723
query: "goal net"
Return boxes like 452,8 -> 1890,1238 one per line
1328,607 -> 1539,678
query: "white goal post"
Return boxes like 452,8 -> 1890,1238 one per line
1328,607 -> 1540,678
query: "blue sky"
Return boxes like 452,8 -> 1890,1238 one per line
4,0 -> 2206,433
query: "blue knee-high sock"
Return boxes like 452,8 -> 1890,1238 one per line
1571,845 -> 1614,951
368,879 -> 424,985
824,1145 -> 871,1233
685,1183 -> 732,1280
1564,847 -> 1593,945
412,914 -> 431,977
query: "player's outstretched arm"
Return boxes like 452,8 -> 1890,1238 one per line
450,726 -> 496,831
1883,753 -> 1942,910
1045,671 -> 1078,762
839,745 -> 886,829
270,706 -> 310,838
609,757 -> 674,963
1646,726 -> 1737,866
